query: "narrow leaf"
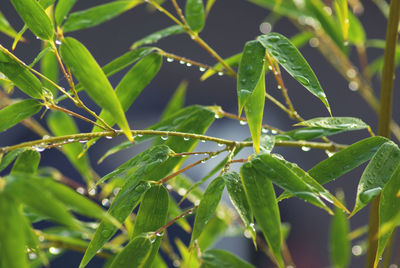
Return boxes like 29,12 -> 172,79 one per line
0,11 -> 19,39
296,116 -> 369,130
201,249 -> 255,268
0,149 -> 26,172
237,40 -> 266,116
185,0 -> 205,32
276,127 -> 347,141
191,177 -> 225,243
41,42 -> 59,96
0,99 -> 42,132
10,0 -> 54,40
352,142 -> 400,216
60,37 -> 133,141
347,11 -> 365,46
130,25 -> 185,49
0,192 -> 29,268
63,1 -> 142,33
240,160 -> 284,267
244,67 -> 265,153
258,32 -> 331,114
11,149 -> 40,174
55,0 -> 78,26
109,236 -> 152,268
197,214 -> 229,250
334,0 -> 349,42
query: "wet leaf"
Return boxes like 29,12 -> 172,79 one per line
185,0 -> 205,32
258,33 -> 331,114
109,235 -> 153,268
352,142 -> 400,216
191,176 -> 225,243
296,116 -> 369,130
55,0 -> 78,26
0,48 -> 44,98
5,174 -> 80,229
47,111 -> 92,181
0,11 -> 19,39
130,25 -> 185,49
244,67 -> 265,153
0,192 -> 29,268
11,149 -> 40,174
223,172 -> 256,243
60,37 -> 133,141
63,1 -> 142,32
276,127 -> 346,141
240,159 -> 284,267
0,99 -> 42,132
40,43 -> 59,96
160,80 -> 187,120
22,216 -> 48,266
237,40 -> 266,116
329,191 -> 350,268
10,0 -> 54,40
197,215 -> 229,250
201,52 -> 242,81
201,249 -> 255,268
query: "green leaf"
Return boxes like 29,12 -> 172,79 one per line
223,172 -> 256,244
191,176 -> 225,243
333,0 -> 349,42
40,43 -> 59,97
22,216 -> 48,266
160,80 -> 187,120
197,215 -> 229,250
201,52 -> 242,81
296,116 -> 369,130
55,0 -> 78,26
352,142 -> 400,216
201,249 -> 255,268
0,48 -> 44,98
131,185 -> 169,267
47,111 -> 92,181
130,25 -> 185,49
176,238 -> 199,268
205,0 -> 216,16
240,159 -> 284,268
10,0 -> 54,40
329,191 -> 350,268
244,67 -> 265,153
276,127 -> 347,141
257,32 -> 331,114
347,12 -> 365,46
29,47 -> 52,68
60,37 -> 133,141
377,164 -> 400,266
0,149 -> 26,172
168,195 -> 191,232
0,99 -> 42,132
185,0 -> 205,32
246,0 -> 305,19
86,53 -> 162,150
11,149 -> 40,174
109,235 -> 153,268
0,11 -> 19,39
5,174 -> 80,229
63,1 -> 142,32
237,40 -> 266,116
0,192 -> 29,268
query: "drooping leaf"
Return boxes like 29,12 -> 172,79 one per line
47,111 -> 92,181
0,48 -> 44,98
185,0 -> 205,32
0,99 -> 42,132
240,159 -> 284,268
244,66 -> 265,153
0,149 -> 26,172
55,0 -> 78,26
109,235 -> 153,268
201,249 -> 255,268
160,80 -> 187,120
10,0 -> 54,40
40,42 -> 59,96
296,116 -> 369,131
201,52 -> 242,81
63,1 -> 142,32
257,32 -> 331,114
223,172 -> 256,243
329,191 -> 350,268
237,40 -> 266,116
11,149 -> 40,174
0,192 -> 29,268
352,142 -> 400,216
0,11 -> 19,39
60,37 -> 133,141
5,174 -> 80,229
191,176 -> 225,243
130,25 -> 185,49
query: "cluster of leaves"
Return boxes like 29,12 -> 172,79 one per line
0,0 -> 399,267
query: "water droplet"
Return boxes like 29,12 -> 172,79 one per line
214,114 -> 222,119
259,22 -> 272,34
294,75 -> 310,86
346,68 -> 357,78
179,60 -> 185,64
211,155 -> 217,159
137,134 -> 143,137
349,81 -> 359,91
105,136 -> 113,140
28,252 -> 37,259
309,37 -> 319,47
166,184 -> 172,190
67,138 -> 74,142
33,146 -> 45,152
301,146 -> 311,152
76,187 -> 85,194
217,143 -> 224,147
201,159 -> 206,163
89,188 -> 96,196
156,232 -> 163,237
268,65 -> 273,70
188,210 -> 194,215
352,245 -> 363,256
244,230 -> 251,238
199,66 -> 206,72
271,130 -> 278,134
49,247 -> 61,255
239,120 -> 247,125
277,85 -> 282,89
183,137 -> 190,141
194,200 -> 200,206
200,139 -> 206,143
79,140 -> 88,144
166,57 -> 174,62
42,135 -> 51,140
262,128 -> 269,134
186,62 -> 192,67
161,136 -> 168,140
217,72 -> 224,76
173,260 -> 181,267
178,188 -> 186,195
55,40 -> 62,45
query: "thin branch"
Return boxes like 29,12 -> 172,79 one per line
154,206 -> 198,236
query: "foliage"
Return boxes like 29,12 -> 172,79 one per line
0,0 -> 399,267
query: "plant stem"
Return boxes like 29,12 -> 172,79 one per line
154,206 -> 198,236
366,1 -> 400,267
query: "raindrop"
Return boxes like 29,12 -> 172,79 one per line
271,130 -> 278,134
55,40 -> 62,45
194,200 -> 200,206
244,230 -> 251,238
42,135 -> 51,140
166,184 -> 172,190
201,159 -> 206,163
294,75 -> 310,86
309,37 -> 319,47
351,245 -> 363,256
200,139 -> 206,143
28,252 -> 37,260
268,65 -> 273,70
105,136 -> 113,140
68,138 -> 74,142
79,140 -> 88,144
166,57 -> 174,62
239,120 -> 247,125
217,72 -> 224,76
89,188 -> 96,196
137,134 -> 143,137
277,85 -> 282,89
259,22 -> 272,34
178,188 -> 186,195
183,137 -> 190,141
33,146 -> 45,152
186,62 -> 192,67
217,143 -> 224,147
346,68 -> 357,78
199,66 -> 206,72
161,136 -> 168,140
301,146 -> 311,152
113,187 -> 121,195
173,260 -> 181,267
156,232 -> 163,237
76,187 -> 85,194
102,199 -> 110,207
179,60 -> 185,64
49,247 -> 61,255
261,128 -> 269,134
349,81 -> 359,91
214,114 -> 222,119
266,35 -> 280,42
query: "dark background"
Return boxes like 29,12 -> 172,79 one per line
0,0 -> 398,267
